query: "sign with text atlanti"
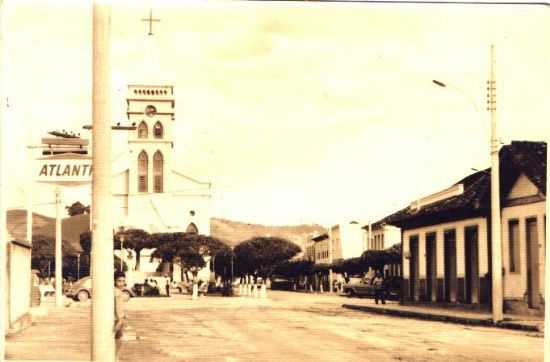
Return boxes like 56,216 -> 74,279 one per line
37,153 -> 92,185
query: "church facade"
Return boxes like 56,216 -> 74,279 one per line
108,84 -> 212,278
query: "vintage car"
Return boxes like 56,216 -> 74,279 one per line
343,276 -> 400,300
66,276 -> 135,302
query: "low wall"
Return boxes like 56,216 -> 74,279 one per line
7,240 -> 32,330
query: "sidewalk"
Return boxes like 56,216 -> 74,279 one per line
342,300 -> 544,334
5,294 -> 273,361
6,300 -> 91,361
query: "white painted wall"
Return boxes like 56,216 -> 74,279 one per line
501,173 -> 546,300
501,201 -> 546,299
340,223 -> 363,259
8,242 -> 31,325
402,217 -> 488,280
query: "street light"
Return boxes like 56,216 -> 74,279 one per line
432,45 -> 503,324
77,253 -> 80,280
118,225 -> 125,272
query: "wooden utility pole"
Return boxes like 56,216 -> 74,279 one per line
0,0 -> 6,357
544,111 -> 550,362
487,44 -> 503,323
328,226 -> 333,293
26,148 -> 32,257
91,3 -> 115,362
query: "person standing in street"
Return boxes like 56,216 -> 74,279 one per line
114,271 -> 127,341
372,271 -> 386,305
164,274 -> 171,296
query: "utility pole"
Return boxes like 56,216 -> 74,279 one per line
328,226 -> 333,293
55,186 -> 63,307
26,148 -> 32,254
544,115 -> 550,361
487,44 -> 503,323
0,1 -> 7,357
91,4 -> 115,362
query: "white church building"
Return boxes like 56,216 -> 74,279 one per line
101,84 -> 212,281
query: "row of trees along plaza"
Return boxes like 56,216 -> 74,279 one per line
274,245 -> 401,292
30,203 -> 401,294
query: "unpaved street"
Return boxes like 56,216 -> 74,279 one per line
119,291 -> 542,362
6,291 -> 543,361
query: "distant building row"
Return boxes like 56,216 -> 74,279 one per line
304,221 -> 400,264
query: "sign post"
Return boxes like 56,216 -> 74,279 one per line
0,1 -> 7,357
54,186 -> 63,307
35,151 -> 93,308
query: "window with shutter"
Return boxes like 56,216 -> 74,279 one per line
153,122 -> 163,139
153,151 -> 163,193
138,121 -> 148,139
138,151 -> 148,192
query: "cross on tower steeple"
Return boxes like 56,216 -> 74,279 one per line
141,9 -> 160,36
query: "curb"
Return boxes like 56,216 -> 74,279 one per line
342,304 -> 542,334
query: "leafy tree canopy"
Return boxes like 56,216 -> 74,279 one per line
65,201 -> 90,217
80,231 -> 92,254
149,232 -> 231,274
234,237 -> 301,277
360,243 -> 401,272
114,229 -> 151,250
331,257 -> 365,275
32,234 -> 79,258
274,259 -> 314,278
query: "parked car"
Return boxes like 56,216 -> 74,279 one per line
343,277 -> 374,297
343,276 -> 401,301
173,280 -> 209,296
270,277 -> 293,291
65,276 -> 135,302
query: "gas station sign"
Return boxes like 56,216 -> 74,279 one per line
36,153 -> 92,185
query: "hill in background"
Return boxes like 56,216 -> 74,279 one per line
210,218 -> 326,255
7,209 -> 325,256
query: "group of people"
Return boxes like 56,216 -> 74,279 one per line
133,275 -> 171,297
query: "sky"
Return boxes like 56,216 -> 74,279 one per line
2,0 -> 550,226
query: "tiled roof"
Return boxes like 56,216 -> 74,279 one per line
385,141 -> 546,229
501,141 -> 546,196
311,233 -> 329,242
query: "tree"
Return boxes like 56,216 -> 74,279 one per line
331,257 -> 366,276
234,237 -> 301,280
114,229 -> 151,271
360,243 -> 401,273
77,231 -> 128,277
80,231 -> 92,255
32,234 -> 82,278
65,201 -> 90,217
275,260 -> 314,278
149,232 -> 231,280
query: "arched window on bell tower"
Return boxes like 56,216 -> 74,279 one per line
153,151 -> 164,193
138,151 -> 148,192
153,121 -> 164,139
138,121 -> 148,139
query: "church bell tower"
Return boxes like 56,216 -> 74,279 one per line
126,85 -> 175,195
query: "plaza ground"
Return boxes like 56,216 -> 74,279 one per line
6,291 -> 543,361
